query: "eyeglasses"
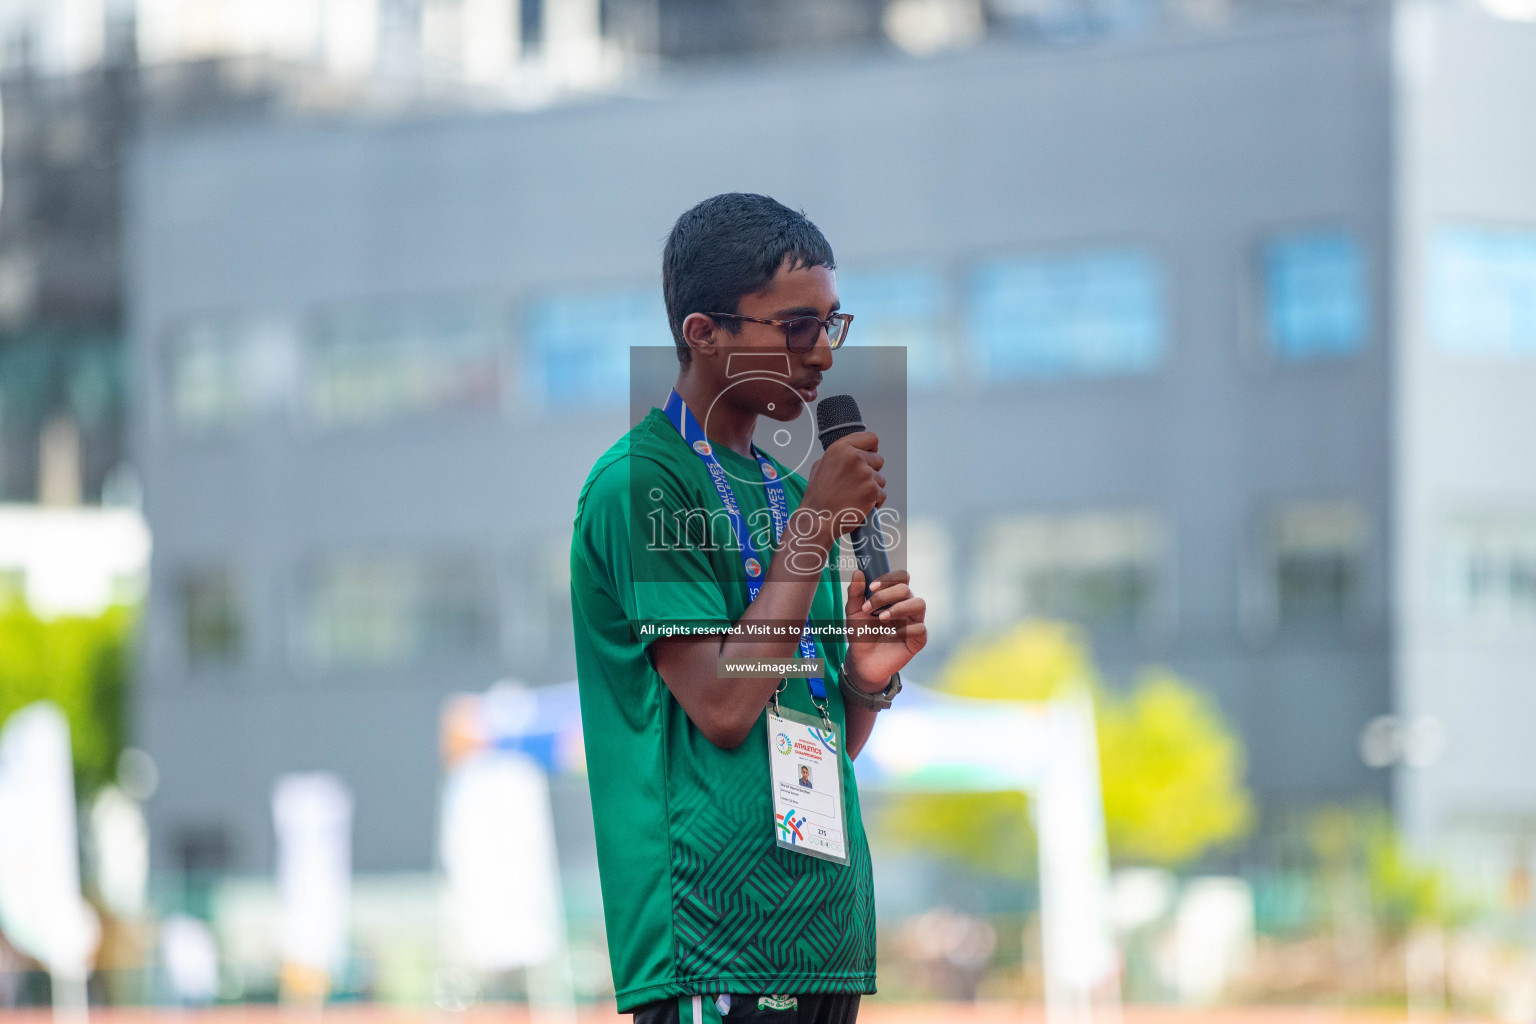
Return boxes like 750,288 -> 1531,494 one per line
705,311 -> 854,353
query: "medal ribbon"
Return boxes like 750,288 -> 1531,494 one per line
662,389 -> 829,704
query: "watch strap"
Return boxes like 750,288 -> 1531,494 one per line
839,661 -> 902,711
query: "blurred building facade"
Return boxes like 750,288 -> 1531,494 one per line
127,3 -> 1536,884
0,0 -> 615,513
0,63 -> 133,504
0,0 -> 981,510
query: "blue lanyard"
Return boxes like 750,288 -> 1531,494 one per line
662,389 -> 829,705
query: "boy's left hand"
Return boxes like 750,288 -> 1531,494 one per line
843,569 -> 926,691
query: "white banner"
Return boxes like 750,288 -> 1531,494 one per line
440,749 -> 565,970
272,772 -> 353,975
0,703 -> 99,981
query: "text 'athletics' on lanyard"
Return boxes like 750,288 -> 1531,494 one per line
662,389 -> 830,720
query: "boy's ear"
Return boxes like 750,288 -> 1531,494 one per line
681,312 -> 717,361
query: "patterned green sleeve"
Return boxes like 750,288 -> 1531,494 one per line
577,453 -> 732,646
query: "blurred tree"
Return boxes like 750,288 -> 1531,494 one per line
1308,805 -> 1463,935
877,622 -> 1252,875
0,599 -> 134,795
1098,668 -> 1252,864
939,620 -> 1093,703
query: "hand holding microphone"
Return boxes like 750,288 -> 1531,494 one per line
808,395 -> 890,581
797,401 -> 884,553
809,394 -> 925,697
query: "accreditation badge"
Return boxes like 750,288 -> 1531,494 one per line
767,706 -> 849,865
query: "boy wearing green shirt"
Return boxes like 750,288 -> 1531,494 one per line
570,194 -> 928,1023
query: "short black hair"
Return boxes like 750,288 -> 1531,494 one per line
663,193 -> 836,365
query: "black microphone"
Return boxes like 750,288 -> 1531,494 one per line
815,394 -> 891,584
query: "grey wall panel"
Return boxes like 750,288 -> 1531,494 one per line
131,9 -> 1399,870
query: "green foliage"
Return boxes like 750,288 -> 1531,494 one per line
878,789 -> 1039,880
938,620 -> 1094,703
1307,805 -> 1465,935
877,622 -> 1252,875
1099,668 -> 1252,865
0,599 -> 134,795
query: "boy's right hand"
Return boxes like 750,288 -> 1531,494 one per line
799,430 -> 886,542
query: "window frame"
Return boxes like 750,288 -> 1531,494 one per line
297,550 -> 497,673
1426,222 -> 1536,358
180,562 -> 246,672
1240,497 -> 1373,644
1243,224 -> 1374,368
300,293 -> 509,431
969,505 -> 1176,644
833,264 -> 956,390
1440,511 -> 1536,632
516,281 -> 667,413
964,239 -> 1169,384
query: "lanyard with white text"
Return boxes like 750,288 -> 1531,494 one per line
662,389 -> 830,715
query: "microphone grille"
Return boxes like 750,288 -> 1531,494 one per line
816,394 -> 864,450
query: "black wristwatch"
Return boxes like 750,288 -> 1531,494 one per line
839,658 -> 902,711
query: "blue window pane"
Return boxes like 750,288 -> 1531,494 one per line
1429,226 -> 1536,356
309,301 -> 500,425
969,249 -> 1163,378
1264,232 -> 1368,360
835,269 -> 947,388
523,289 -> 666,406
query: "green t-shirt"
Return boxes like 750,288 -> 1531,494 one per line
570,407 -> 877,1011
